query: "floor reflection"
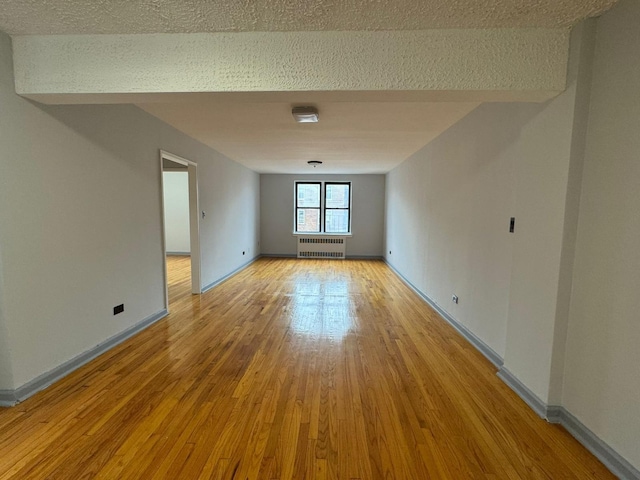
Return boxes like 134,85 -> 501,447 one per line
289,278 -> 354,339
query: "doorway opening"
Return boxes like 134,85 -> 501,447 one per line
160,151 -> 201,311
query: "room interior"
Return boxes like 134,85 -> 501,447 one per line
0,0 -> 638,478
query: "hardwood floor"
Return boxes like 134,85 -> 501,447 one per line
0,257 -> 614,479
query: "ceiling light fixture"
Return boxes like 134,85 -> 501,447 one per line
292,106 -> 319,123
307,160 -> 323,167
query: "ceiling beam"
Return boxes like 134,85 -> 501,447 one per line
13,29 -> 569,104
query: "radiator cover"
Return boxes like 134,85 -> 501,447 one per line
297,236 -> 346,259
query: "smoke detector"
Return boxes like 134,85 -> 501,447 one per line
292,106 -> 319,123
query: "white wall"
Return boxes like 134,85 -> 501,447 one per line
0,252 -> 13,389
385,15 -> 640,472
200,157 -> 260,287
260,174 -> 384,257
162,171 -> 190,254
385,104 -> 516,358
562,0 -> 640,469
503,22 -> 594,404
546,20 -> 596,406
0,30 -> 259,390
385,23 -> 593,392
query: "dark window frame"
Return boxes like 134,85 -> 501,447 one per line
294,181 -> 352,234
324,182 -> 351,234
295,181 -> 322,233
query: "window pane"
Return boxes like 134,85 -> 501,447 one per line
325,210 -> 349,233
297,208 -> 320,232
297,183 -> 320,208
325,184 -> 349,208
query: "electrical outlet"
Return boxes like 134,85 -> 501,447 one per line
243,251 -> 245,255
113,304 -> 124,315
452,295 -> 459,304
389,251 -> 392,255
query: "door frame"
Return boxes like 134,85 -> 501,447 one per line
159,150 -> 202,309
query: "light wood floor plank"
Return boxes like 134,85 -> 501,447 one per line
0,256 -> 615,479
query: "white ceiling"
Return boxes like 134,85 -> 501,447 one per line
139,98 -> 480,174
0,0 -> 616,34
0,0 -> 618,174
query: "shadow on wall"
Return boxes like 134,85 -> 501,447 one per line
34,101 -> 167,173
454,101 -> 549,168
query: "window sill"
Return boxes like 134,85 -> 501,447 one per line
293,232 -> 352,237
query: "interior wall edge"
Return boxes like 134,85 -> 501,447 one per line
552,408 -> 640,480
500,367 -> 640,480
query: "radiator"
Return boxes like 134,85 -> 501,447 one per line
297,236 -> 346,259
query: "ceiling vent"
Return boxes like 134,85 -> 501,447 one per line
292,106 -> 319,123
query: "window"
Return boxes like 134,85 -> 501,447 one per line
295,182 -> 321,233
295,182 -> 351,234
324,183 -> 350,233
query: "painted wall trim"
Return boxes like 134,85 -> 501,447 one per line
497,366 -> 549,419
260,254 -> 297,258
385,260 -> 504,369
499,368 -> 639,479
550,408 -> 640,480
166,252 -> 191,256
345,255 -> 385,260
0,390 -> 16,408
0,309 -> 168,407
201,255 -> 260,293
386,258 -> 638,479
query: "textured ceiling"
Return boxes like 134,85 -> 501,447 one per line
138,99 -> 479,174
0,0 -> 618,175
0,0 -> 617,35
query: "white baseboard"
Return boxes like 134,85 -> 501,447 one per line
548,407 -> 639,480
385,260 -> 639,480
0,308 -> 167,407
201,255 -> 260,293
498,351 -> 639,479
385,260 -> 504,368
497,367 -> 549,418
